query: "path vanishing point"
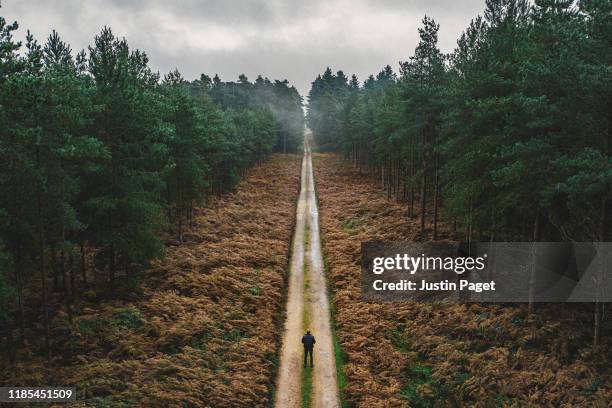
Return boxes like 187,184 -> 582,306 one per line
274,132 -> 340,408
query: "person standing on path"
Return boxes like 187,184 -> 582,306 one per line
302,330 -> 316,368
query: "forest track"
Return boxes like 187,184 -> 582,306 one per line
274,133 -> 339,408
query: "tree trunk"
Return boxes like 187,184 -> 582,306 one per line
420,128 -> 427,236
51,248 -> 59,292
433,135 -> 439,241
5,317 -> 14,365
409,142 -> 415,218
35,146 -> 51,360
80,240 -> 87,288
37,182 -> 50,360
466,197 -> 473,244
15,241 -> 25,343
490,205 -> 496,242
69,251 -> 75,313
396,160 -> 401,202
61,247 -> 72,323
594,302 -> 602,348
189,199 -> 194,228
178,205 -> 183,243
177,183 -> 183,244
387,156 -> 392,200
167,186 -> 173,226
528,208 -> 540,318
109,242 -> 116,295
356,142 -> 359,166
401,160 -> 407,202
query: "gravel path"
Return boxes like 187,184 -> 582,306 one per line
275,134 -> 339,408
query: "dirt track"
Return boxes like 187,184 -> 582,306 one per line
275,135 -> 339,408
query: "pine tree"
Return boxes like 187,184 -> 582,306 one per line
400,16 -> 446,237
84,27 -> 166,293
162,69 -> 209,242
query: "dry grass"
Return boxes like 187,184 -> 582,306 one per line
0,154 -> 301,408
313,153 -> 611,408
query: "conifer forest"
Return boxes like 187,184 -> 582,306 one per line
0,1 -> 610,407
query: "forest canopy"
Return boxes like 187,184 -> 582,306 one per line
307,0 -> 611,348
0,12 -> 303,360
307,0 -> 611,244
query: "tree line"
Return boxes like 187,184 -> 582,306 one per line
307,0 -> 610,343
0,14 -> 303,362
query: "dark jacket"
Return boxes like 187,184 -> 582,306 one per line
302,333 -> 316,349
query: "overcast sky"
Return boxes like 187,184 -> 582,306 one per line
3,0 -> 485,97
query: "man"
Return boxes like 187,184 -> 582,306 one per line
301,330 -> 315,368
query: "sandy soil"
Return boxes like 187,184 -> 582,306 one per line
275,135 -> 339,408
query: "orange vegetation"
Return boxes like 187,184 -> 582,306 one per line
313,153 -> 611,408
1,154 -> 301,407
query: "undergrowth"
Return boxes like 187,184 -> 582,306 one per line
313,153 -> 611,407
0,154 -> 302,408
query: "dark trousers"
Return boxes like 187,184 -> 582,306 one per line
304,347 -> 313,367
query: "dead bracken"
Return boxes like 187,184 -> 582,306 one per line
314,153 -> 611,408
0,154 -> 301,408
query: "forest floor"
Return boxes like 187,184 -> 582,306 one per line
313,153 -> 612,408
275,135 -> 339,408
0,154 -> 302,408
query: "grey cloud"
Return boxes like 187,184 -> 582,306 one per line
105,0 -> 324,27
364,0 -> 484,14
2,0 -> 484,96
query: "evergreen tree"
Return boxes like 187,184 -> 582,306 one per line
400,16 -> 446,236
162,69 -> 208,242
84,27 -> 166,293
0,12 -> 305,362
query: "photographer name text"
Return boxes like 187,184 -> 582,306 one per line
372,279 -> 496,292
